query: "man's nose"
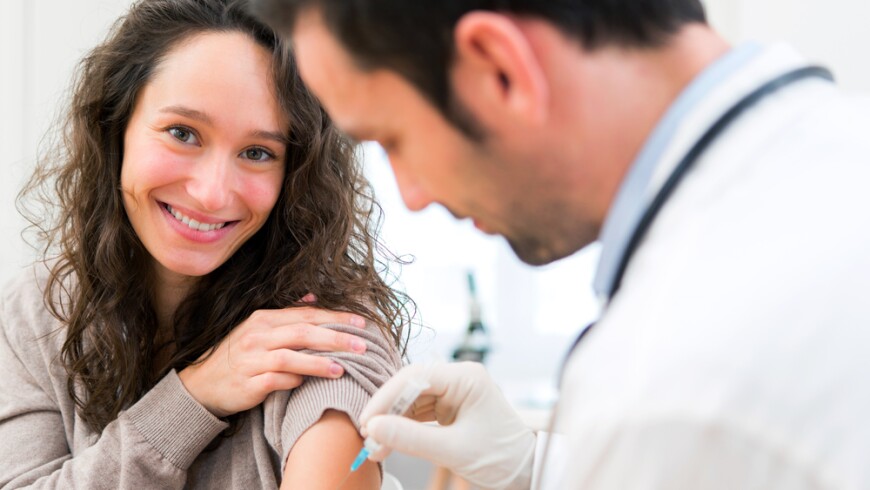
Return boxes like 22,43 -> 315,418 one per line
186,152 -> 233,212
392,162 -> 432,212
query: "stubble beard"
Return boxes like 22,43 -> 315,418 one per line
504,210 -> 600,266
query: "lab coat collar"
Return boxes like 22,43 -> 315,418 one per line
592,42 -> 811,305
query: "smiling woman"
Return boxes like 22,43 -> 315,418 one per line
120,31 -> 288,286
0,0 -> 409,489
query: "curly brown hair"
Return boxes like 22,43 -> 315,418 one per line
18,0 -> 412,432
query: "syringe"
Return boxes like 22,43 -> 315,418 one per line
349,363 -> 434,472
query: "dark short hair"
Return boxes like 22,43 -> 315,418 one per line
249,0 -> 707,137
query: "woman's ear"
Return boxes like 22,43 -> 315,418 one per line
451,11 -> 549,127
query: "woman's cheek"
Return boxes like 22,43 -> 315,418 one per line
242,168 -> 285,217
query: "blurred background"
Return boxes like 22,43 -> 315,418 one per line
1,1 -> 869,488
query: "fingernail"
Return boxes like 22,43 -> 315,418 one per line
351,339 -> 367,353
329,363 -> 343,377
351,316 -> 366,328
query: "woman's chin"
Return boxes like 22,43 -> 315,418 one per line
153,255 -> 225,282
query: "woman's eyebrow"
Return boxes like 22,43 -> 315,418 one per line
159,105 -> 288,144
159,105 -> 213,124
251,129 -> 290,145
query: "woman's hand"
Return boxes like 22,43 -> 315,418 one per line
178,302 -> 368,417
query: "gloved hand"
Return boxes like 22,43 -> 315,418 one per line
359,362 -> 536,490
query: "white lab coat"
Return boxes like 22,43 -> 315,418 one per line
551,44 -> 870,489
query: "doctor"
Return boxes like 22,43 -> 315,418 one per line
251,0 -> 870,487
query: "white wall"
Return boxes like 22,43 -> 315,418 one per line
706,0 -> 870,91
0,0 -> 30,287
0,0 -> 134,287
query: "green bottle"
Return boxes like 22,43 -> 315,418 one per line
451,271 -> 491,363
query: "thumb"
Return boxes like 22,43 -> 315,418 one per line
366,414 -> 460,468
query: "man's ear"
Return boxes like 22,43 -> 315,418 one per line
451,11 -> 549,127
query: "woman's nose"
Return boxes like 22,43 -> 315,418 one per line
186,153 -> 233,212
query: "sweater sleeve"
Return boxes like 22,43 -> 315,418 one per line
0,273 -> 228,489
262,322 -> 402,472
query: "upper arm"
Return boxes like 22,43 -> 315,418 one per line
272,321 -> 400,488
280,409 -> 380,490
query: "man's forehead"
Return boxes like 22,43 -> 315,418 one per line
292,14 -> 363,107
291,9 -> 343,84
291,11 -> 400,143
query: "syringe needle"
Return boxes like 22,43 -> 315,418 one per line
338,361 -> 435,488
334,469 -> 352,490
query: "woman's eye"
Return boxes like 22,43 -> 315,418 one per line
168,127 -> 198,144
243,148 -> 274,162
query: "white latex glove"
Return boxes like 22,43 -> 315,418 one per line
359,362 -> 536,490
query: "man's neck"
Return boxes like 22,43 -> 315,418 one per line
559,24 -> 731,223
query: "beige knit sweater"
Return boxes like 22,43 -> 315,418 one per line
0,266 -> 401,489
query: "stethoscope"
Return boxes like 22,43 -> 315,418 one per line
535,64 -> 834,488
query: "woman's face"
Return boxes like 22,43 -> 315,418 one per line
121,31 -> 288,282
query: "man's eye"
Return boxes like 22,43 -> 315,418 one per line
379,139 -> 397,154
168,127 -> 197,144
243,148 -> 274,162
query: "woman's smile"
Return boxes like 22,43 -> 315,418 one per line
159,201 -> 240,243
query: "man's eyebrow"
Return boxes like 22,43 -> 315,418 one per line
338,125 -> 369,145
343,133 -> 362,145
159,105 -> 289,145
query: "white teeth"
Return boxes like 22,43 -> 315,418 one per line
165,204 -> 227,232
